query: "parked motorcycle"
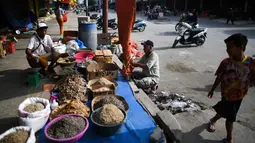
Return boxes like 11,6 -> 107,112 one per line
172,28 -> 207,48
97,16 -> 118,30
132,20 -> 146,32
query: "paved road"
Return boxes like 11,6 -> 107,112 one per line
102,10 -> 255,131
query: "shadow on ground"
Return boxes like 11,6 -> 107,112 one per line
190,84 -> 221,93
156,31 -> 177,36
0,69 -> 46,101
155,45 -> 198,51
0,117 -> 19,134
223,29 -> 255,39
181,123 -> 222,143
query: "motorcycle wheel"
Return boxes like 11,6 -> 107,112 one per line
196,36 -> 206,46
97,25 -> 102,30
138,25 -> 146,32
172,40 -> 179,48
175,23 -> 181,31
112,24 -> 118,30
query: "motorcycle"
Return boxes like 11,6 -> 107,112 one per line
97,16 -> 118,30
132,20 -> 146,32
172,28 -> 207,48
175,21 -> 199,32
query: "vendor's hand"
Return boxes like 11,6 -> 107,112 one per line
207,90 -> 214,99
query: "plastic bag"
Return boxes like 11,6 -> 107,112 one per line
18,97 -> 50,118
0,126 -> 36,143
66,40 -> 80,56
19,114 -> 49,132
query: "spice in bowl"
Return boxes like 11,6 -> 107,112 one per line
94,104 -> 125,125
47,116 -> 86,139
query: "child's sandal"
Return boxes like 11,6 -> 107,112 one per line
207,120 -> 216,132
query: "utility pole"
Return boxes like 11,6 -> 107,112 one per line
184,0 -> 188,11
103,0 -> 108,33
85,0 -> 89,16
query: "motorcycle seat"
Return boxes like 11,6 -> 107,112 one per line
192,28 -> 205,32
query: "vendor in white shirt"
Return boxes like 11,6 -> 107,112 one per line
26,22 -> 63,73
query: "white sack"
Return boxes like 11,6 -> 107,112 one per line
0,126 -> 36,143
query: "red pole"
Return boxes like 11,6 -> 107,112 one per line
103,0 -> 108,33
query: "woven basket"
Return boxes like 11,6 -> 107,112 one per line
91,95 -> 129,112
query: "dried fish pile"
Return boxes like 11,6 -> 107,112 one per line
56,74 -> 87,104
47,116 -> 86,139
23,102 -> 45,113
77,60 -> 97,68
50,100 -> 90,120
0,130 -> 29,143
94,104 -> 125,125
94,96 -> 125,111
149,91 -> 205,114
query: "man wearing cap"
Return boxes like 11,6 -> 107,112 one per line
131,40 -> 160,94
26,22 -> 59,74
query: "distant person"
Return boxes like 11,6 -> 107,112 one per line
131,40 -> 160,94
226,8 -> 234,25
54,3 -> 65,37
207,33 -> 255,143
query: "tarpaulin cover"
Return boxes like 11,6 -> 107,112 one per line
38,73 -> 156,143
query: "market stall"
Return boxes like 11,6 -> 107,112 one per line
38,73 -> 156,143
0,32 -> 158,143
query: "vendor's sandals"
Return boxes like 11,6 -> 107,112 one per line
222,138 -> 233,143
207,119 -> 216,132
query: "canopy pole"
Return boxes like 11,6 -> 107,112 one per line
33,0 -> 39,28
103,0 -> 108,33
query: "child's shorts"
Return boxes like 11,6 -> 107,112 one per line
213,97 -> 243,122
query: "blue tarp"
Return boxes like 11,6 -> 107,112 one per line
39,74 -> 156,143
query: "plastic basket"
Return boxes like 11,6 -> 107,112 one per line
44,114 -> 89,143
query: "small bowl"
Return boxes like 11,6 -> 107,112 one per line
44,114 -> 89,143
91,107 -> 127,136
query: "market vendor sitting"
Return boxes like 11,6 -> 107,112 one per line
26,22 -> 60,74
131,40 -> 160,94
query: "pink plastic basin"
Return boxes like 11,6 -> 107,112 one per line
74,52 -> 95,62
44,114 -> 89,143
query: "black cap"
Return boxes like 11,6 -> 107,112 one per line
141,40 -> 154,47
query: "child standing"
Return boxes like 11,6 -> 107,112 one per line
207,33 -> 255,143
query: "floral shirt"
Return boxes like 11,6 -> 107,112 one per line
216,56 -> 255,101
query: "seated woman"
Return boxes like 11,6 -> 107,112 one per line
131,40 -> 160,94
26,22 -> 65,74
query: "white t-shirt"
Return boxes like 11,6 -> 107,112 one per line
27,35 -> 53,56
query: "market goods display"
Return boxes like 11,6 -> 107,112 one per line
56,74 -> 87,104
50,100 -> 90,120
77,60 -> 97,68
93,104 -> 125,125
47,116 -> 86,139
23,102 -> 45,113
93,96 -> 125,111
88,77 -> 116,92
57,56 -> 76,64
0,130 -> 29,143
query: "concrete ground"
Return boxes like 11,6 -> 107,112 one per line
0,10 -> 254,143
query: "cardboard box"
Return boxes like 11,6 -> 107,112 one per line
97,33 -> 111,45
87,76 -> 118,98
94,49 -> 113,63
86,63 -> 119,80
64,31 -> 78,37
